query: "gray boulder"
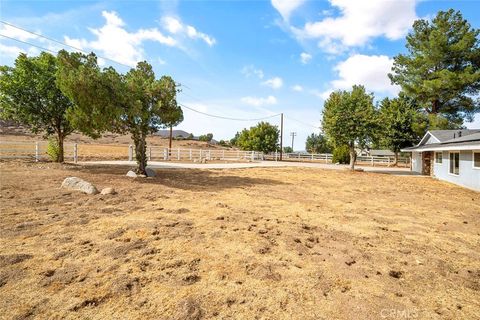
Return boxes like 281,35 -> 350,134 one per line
145,168 -> 156,177
126,169 -> 156,178
100,187 -> 116,195
61,177 -> 98,195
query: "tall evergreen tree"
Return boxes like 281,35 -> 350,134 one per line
389,9 -> 480,127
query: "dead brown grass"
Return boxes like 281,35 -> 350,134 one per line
0,161 -> 479,319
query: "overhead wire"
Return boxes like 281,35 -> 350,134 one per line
179,103 -> 281,121
1,21 -> 319,129
0,20 -> 135,69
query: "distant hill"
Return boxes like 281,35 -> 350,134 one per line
154,130 -> 193,139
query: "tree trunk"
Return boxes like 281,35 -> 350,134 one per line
349,144 -> 355,171
133,134 -> 147,175
57,132 -> 64,163
393,151 -> 399,167
169,126 -> 173,156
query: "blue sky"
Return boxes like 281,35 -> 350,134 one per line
1,0 -> 479,150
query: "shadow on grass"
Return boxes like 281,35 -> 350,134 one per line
70,164 -> 288,192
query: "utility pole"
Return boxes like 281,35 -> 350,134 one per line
280,113 -> 283,161
290,132 -> 297,151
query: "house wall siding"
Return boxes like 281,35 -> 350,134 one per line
433,150 -> 480,191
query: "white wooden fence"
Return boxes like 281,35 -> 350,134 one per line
0,140 -> 76,161
265,151 -> 410,167
0,140 -> 262,163
135,146 -> 262,162
0,140 -> 409,167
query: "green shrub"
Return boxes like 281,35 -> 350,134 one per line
46,138 -> 60,162
332,145 -> 350,164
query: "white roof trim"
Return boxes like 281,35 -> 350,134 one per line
418,131 -> 440,146
402,145 -> 480,152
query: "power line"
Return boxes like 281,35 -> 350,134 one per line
179,103 -> 281,121
1,21 -> 320,130
0,34 -> 58,54
284,115 -> 321,129
0,20 -> 134,69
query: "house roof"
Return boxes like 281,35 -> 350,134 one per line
429,129 -> 480,142
402,129 -> 480,152
369,149 -> 395,156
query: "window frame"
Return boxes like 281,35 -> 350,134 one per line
435,152 -> 443,164
473,151 -> 480,170
449,151 -> 460,176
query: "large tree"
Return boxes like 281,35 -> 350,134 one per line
305,133 -> 331,154
389,9 -> 480,127
0,52 -> 75,162
234,122 -> 279,153
322,85 -> 377,170
378,95 -> 419,165
56,50 -> 182,174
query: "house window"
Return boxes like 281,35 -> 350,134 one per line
449,152 -> 459,175
435,152 -> 443,164
474,152 -> 480,169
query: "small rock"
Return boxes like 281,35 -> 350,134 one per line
101,187 -> 116,195
126,171 -> 137,178
61,177 -> 98,195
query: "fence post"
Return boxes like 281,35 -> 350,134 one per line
189,149 -> 192,161
208,150 -> 211,160
73,143 -> 78,164
275,151 -> 278,161
311,154 -> 314,161
371,156 -> 374,167
163,148 -> 167,160
128,145 -> 133,161
251,151 -> 254,161
148,146 -> 151,161
222,150 -> 225,160
177,149 -> 180,160
35,142 -> 39,162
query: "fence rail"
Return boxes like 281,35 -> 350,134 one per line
265,151 -> 410,167
0,140 -> 410,167
0,140 -> 262,163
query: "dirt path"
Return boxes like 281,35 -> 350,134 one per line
0,161 -> 479,319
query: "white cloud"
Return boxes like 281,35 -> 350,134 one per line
0,24 -> 40,42
161,16 -> 216,46
262,77 -> 283,89
241,65 -> 264,79
300,52 -> 312,64
292,85 -> 303,92
241,95 -> 278,107
0,43 -> 39,59
64,11 -> 176,66
293,0 -> 417,53
317,54 -> 400,99
271,0 -> 305,21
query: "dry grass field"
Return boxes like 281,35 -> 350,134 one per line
0,161 -> 479,320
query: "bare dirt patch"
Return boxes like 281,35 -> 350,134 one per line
0,161 -> 479,319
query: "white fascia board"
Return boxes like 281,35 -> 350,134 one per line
402,145 -> 480,152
